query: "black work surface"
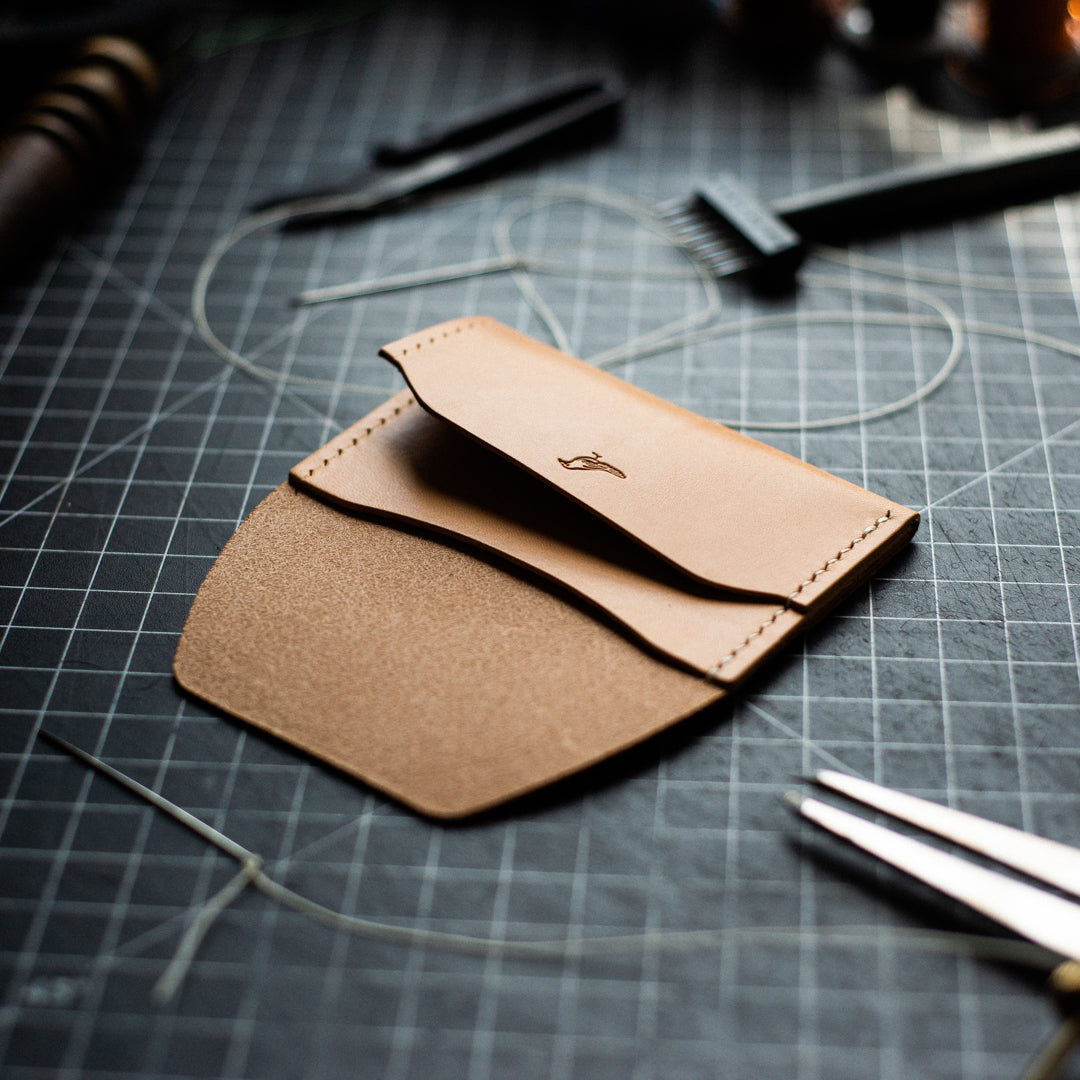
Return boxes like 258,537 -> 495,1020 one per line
4,4 -> 1080,1078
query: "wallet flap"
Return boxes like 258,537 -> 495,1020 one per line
290,390 -> 812,683
379,316 -> 917,610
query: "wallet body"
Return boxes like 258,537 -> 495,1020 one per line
174,316 -> 919,817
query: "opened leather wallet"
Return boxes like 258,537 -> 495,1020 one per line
174,316 -> 919,818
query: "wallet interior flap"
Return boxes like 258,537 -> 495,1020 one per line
290,390 -> 808,683
379,316 -> 918,610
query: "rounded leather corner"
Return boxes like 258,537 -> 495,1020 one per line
173,483 -> 722,818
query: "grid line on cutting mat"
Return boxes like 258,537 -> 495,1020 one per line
2,5 -> 1080,1080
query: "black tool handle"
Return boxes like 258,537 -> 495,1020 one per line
771,125 -> 1080,241
279,80 -> 624,229
372,69 -> 618,165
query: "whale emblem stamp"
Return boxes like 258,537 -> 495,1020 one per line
557,451 -> 627,479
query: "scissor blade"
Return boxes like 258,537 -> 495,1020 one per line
814,770 -> 1080,900
792,793 -> 1080,962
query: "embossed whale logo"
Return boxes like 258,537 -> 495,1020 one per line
557,451 -> 627,479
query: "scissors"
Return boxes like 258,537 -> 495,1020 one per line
788,770 -> 1080,1080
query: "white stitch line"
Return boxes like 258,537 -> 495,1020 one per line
399,319 -> 473,356
305,322 -> 473,467
706,510 -> 893,683
304,397 -> 415,477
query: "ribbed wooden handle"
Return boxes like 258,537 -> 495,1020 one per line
0,35 -> 160,272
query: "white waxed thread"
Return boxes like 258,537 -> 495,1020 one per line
191,180 -> 1080,431
150,859 -> 262,1004
293,252 -> 708,306
42,731 -> 1061,1003
489,184 -> 725,364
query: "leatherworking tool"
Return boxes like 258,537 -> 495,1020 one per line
787,770 -> 1080,1080
658,123 -> 1080,290
253,68 -> 625,229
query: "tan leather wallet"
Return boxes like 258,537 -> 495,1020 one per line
174,316 -> 919,818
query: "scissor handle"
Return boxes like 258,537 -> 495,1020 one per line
1023,962 -> 1080,1080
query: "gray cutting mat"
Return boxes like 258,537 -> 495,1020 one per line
3,3 -> 1080,1078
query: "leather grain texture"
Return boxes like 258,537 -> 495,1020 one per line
173,484 -> 724,818
175,317 -> 919,817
